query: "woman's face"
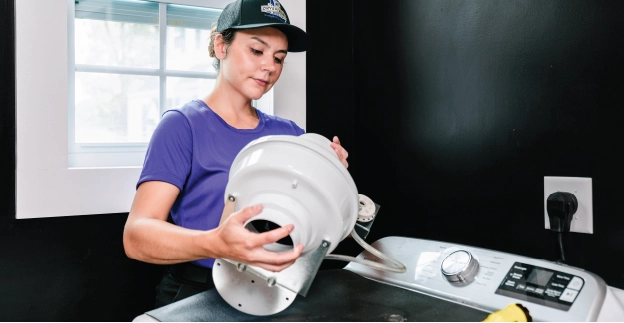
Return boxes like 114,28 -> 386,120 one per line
217,27 -> 288,100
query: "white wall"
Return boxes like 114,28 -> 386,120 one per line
273,0 -> 307,130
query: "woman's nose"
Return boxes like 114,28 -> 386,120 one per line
261,58 -> 277,73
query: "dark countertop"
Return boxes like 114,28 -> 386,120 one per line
145,269 -> 489,321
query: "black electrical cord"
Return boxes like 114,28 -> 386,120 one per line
557,231 -> 566,263
547,191 -> 577,264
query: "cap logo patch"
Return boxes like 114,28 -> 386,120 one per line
261,0 -> 287,23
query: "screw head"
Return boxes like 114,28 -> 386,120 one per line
267,277 -> 276,287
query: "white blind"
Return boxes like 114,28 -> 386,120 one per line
75,0 -> 159,25
167,4 -> 221,30
75,1 -> 222,29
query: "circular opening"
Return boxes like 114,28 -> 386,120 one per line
246,220 -> 293,246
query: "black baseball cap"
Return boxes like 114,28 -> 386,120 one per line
216,0 -> 307,52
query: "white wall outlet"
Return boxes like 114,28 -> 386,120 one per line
544,177 -> 593,234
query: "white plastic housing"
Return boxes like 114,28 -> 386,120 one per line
224,133 -> 359,255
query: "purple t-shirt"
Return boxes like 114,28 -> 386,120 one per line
137,99 -> 305,268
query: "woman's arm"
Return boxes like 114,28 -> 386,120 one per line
123,181 -> 303,272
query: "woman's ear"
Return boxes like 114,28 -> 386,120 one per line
214,33 -> 228,60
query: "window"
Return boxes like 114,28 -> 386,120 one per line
15,0 -> 305,219
70,0 -> 274,168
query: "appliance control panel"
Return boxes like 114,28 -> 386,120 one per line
495,262 -> 584,311
344,237 -> 607,322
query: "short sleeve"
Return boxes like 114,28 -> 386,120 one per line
137,110 -> 193,190
291,121 -> 305,135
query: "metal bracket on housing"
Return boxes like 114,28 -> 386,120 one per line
219,194 -> 238,226
354,201 -> 381,240
219,239 -> 330,297
212,240 -> 331,316
216,193 -> 331,297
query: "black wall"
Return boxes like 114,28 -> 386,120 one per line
345,0 -> 623,289
0,1 -> 163,321
306,0 -> 364,267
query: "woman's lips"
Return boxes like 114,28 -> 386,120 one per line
253,78 -> 268,86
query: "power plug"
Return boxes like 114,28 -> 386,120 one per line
546,191 -> 578,263
546,192 -> 578,233
543,177 -> 592,233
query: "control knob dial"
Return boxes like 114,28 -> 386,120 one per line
441,250 -> 479,285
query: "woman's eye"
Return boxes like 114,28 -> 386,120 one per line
251,48 -> 262,55
274,57 -> 283,64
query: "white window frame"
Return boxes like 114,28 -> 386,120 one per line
69,0 -> 256,168
15,0 -> 306,219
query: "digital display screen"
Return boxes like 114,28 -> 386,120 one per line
526,268 -> 554,286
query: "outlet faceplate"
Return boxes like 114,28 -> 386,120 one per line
544,177 -> 593,234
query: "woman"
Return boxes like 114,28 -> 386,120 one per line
122,0 -> 349,308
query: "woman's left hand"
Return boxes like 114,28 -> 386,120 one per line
330,136 -> 349,168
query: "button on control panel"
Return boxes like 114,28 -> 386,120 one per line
560,289 -> 580,303
569,277 -> 584,290
495,262 -> 585,311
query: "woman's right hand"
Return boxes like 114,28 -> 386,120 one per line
209,204 -> 304,272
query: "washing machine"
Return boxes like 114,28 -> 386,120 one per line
344,236 -> 624,322
134,236 -> 624,322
